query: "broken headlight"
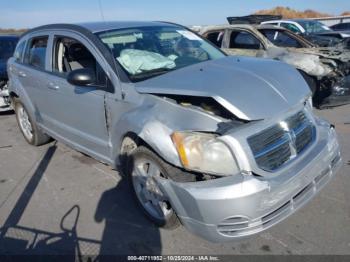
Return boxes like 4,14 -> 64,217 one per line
171,132 -> 240,176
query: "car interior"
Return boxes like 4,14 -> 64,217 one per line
205,31 -> 224,47
54,37 -> 96,74
229,31 -> 262,49
26,37 -> 48,69
53,37 -> 108,86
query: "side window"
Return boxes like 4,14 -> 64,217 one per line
53,36 -> 107,86
14,41 -> 26,62
259,29 -> 302,48
333,23 -> 346,30
229,31 -> 262,49
281,23 -> 301,33
206,31 -> 224,48
24,36 -> 48,70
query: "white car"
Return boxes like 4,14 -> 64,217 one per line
262,19 -> 350,46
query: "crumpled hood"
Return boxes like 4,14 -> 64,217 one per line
135,56 -> 310,120
265,47 -> 335,76
290,47 -> 350,63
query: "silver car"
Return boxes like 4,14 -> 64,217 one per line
7,21 -> 341,242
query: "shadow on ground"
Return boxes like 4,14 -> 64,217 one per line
0,144 -> 162,260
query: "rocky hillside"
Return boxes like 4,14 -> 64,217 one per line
0,28 -> 27,35
255,6 -> 349,18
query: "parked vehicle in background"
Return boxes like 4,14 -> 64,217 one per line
261,18 -> 350,47
331,22 -> 350,31
199,22 -> 350,108
7,21 -> 341,242
0,35 -> 18,111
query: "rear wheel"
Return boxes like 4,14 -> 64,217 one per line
14,98 -> 50,146
128,146 -> 180,229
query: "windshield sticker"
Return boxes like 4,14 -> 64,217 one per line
176,30 -> 203,41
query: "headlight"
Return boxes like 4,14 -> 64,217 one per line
171,132 -> 240,176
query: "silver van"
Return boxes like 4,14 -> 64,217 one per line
7,21 -> 341,242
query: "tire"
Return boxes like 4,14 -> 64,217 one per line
128,146 -> 180,229
14,98 -> 50,146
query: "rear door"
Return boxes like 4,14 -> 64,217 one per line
13,34 -> 51,125
41,32 -> 111,161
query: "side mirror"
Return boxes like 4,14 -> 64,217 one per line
67,68 -> 96,86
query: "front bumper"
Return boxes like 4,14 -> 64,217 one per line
319,76 -> 350,108
158,123 -> 341,242
0,86 -> 11,112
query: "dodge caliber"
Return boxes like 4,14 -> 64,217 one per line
7,21 -> 341,242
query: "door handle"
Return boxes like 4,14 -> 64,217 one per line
18,71 -> 26,78
47,82 -> 60,90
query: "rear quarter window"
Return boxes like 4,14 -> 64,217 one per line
14,41 -> 26,62
24,36 -> 48,70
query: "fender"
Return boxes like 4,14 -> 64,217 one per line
108,95 -> 223,168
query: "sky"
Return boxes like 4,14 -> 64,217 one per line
0,0 -> 349,29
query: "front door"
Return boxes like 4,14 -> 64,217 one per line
223,30 -> 264,57
42,35 -> 110,160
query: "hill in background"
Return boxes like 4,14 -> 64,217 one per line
255,6 -> 350,18
0,28 -> 27,35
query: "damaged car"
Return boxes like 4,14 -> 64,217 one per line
199,21 -> 350,108
7,22 -> 341,242
0,35 -> 18,112
261,18 -> 350,47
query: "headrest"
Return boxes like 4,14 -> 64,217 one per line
68,43 -> 94,61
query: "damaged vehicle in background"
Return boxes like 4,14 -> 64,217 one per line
0,35 -> 18,112
7,21 -> 341,242
260,17 -> 350,47
199,18 -> 350,108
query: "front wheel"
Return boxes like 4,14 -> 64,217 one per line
129,146 -> 180,229
14,98 -> 50,146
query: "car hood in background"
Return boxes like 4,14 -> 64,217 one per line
135,56 -> 310,121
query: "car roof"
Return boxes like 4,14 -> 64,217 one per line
20,21 -> 182,39
201,23 -> 284,31
78,21 -> 179,33
292,19 -> 315,23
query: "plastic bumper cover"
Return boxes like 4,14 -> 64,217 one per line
158,125 -> 341,242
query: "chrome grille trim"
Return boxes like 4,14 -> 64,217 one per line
248,111 -> 315,171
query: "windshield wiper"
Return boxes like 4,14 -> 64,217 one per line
130,67 -> 174,81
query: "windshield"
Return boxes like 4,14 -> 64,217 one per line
297,20 -> 331,34
96,26 -> 225,81
0,38 -> 18,60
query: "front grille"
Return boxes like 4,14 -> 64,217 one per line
248,111 -> 315,171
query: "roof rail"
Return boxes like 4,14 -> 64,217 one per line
227,15 -> 282,25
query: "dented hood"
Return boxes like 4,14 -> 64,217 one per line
288,47 -> 350,63
135,56 -> 310,120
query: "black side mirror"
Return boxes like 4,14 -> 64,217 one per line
67,68 -> 96,86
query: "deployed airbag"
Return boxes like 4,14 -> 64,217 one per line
117,49 -> 176,75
